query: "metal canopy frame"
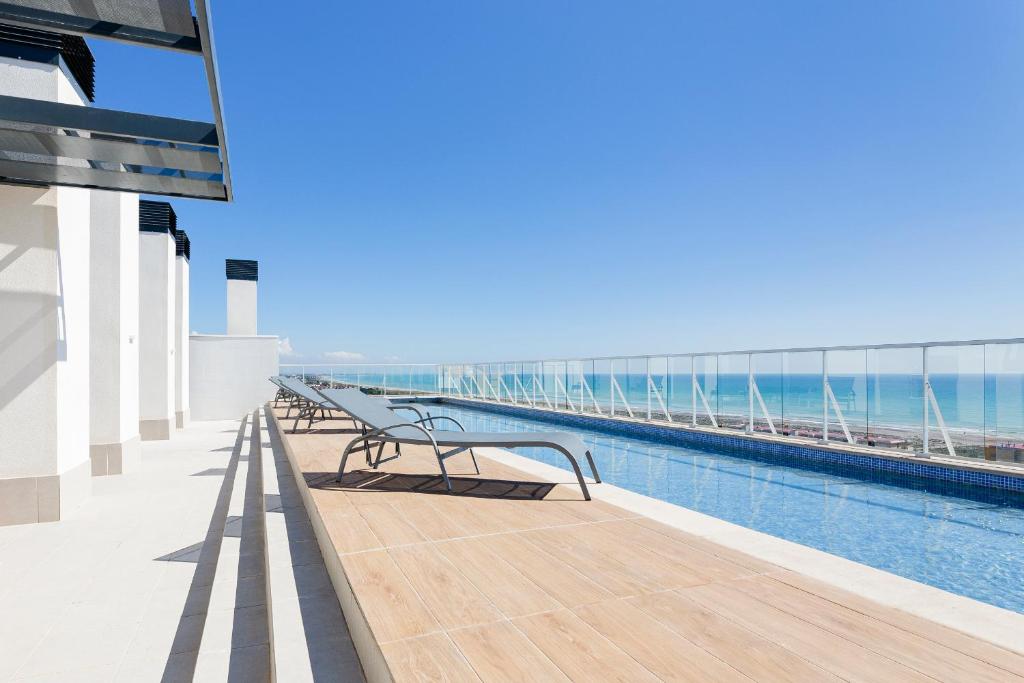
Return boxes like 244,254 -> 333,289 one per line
0,0 -> 232,201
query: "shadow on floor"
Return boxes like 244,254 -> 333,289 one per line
157,415 -> 250,682
192,468 -> 228,476
308,469 -> 558,501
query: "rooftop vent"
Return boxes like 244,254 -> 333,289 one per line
0,23 -> 94,101
225,259 -> 257,282
139,200 -> 177,235
175,230 -> 190,260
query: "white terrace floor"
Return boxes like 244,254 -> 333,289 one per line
0,416 -> 361,682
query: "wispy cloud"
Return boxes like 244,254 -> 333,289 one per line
278,337 -> 298,357
324,350 -> 366,362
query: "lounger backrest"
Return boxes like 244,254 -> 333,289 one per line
279,376 -> 328,405
319,388 -> 424,440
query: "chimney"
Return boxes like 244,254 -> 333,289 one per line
226,259 -> 258,335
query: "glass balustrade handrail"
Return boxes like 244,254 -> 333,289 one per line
280,336 -> 1024,467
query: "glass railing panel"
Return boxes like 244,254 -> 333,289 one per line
546,360 -> 569,411
751,352 -> 783,435
926,344 -> 985,459
716,353 -> 749,431
984,342 -> 1024,464
591,359 -> 612,415
666,355 -> 693,423
518,361 -> 538,405
693,354 -> 718,427
579,359 -> 601,414
865,347 -> 922,452
781,350 -> 823,439
825,349 -> 868,444
624,357 -> 646,419
605,358 -> 632,418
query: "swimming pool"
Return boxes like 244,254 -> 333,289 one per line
423,401 -> 1024,613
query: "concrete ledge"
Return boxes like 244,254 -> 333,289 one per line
478,445 -> 1024,655
267,407 -> 387,683
140,418 -> 173,441
89,435 -> 141,476
0,459 -> 91,526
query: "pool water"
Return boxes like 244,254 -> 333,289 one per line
424,402 -> 1024,613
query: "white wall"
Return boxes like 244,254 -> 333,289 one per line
90,191 -> 139,446
138,231 -> 176,435
0,55 -> 92,521
190,335 -> 278,420
175,255 -> 190,426
54,187 -> 91,479
226,279 -> 257,335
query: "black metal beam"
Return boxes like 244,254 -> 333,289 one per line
194,0 -> 232,200
0,158 -> 226,200
0,2 -> 201,53
0,127 -> 222,173
0,94 -> 219,146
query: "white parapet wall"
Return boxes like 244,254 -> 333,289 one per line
190,335 -> 279,420
89,191 -> 140,475
174,236 -> 190,428
138,227 -> 176,440
0,54 -> 93,525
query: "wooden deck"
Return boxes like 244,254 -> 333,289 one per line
269,407 -> 1024,683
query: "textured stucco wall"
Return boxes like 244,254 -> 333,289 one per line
90,191 -> 140,445
226,279 -> 257,335
138,232 -> 176,424
190,335 -> 278,420
0,57 -> 91,490
175,256 -> 190,421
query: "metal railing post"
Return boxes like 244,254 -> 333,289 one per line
691,362 -> 697,427
923,347 -> 930,456
747,356 -> 754,434
822,351 -> 829,443
646,359 -> 652,421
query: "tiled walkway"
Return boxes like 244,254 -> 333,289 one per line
0,414 -> 358,682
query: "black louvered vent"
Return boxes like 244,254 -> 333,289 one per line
139,200 -> 177,235
0,24 -> 95,101
226,259 -> 258,281
175,230 -> 190,260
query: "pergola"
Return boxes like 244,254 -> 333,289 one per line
0,0 -> 232,201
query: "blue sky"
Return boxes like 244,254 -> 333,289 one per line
91,1 -> 1024,364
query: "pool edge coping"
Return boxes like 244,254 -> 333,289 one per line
434,397 -> 1024,492
474,445 -> 1024,656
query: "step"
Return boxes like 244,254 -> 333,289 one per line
193,410 -> 273,681
260,406 -> 364,681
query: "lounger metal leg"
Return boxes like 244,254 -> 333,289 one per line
553,448 -> 592,501
373,443 -> 386,469
337,441 -> 355,482
436,451 -> 452,493
585,450 -> 601,483
469,448 -> 480,475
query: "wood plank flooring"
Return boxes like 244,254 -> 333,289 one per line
272,407 -> 1024,682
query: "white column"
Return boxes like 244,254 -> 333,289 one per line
88,192 -> 140,474
175,232 -> 190,428
0,55 -> 93,525
227,280 -> 257,335
139,225 -> 176,440
226,258 -> 258,335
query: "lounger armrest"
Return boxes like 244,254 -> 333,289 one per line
414,415 -> 466,432
358,422 -> 440,449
